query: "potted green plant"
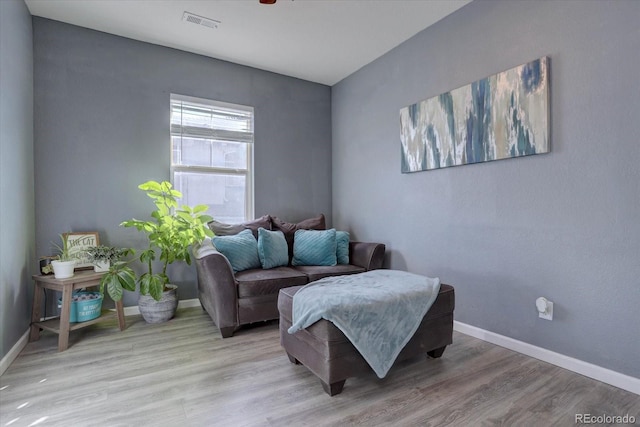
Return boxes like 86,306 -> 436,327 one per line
85,245 -> 132,272
51,233 -> 76,279
99,253 -> 137,303
100,180 -> 213,323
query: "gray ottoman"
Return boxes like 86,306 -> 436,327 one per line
278,283 -> 455,395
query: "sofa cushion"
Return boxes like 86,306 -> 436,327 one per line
236,267 -> 309,298
293,264 -> 366,282
257,228 -> 289,269
208,215 -> 272,238
270,213 -> 326,235
212,229 -> 261,273
335,231 -> 350,265
271,214 -> 326,261
292,229 -> 337,266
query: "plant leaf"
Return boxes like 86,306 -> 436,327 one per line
118,267 -> 137,291
106,275 -> 123,301
140,249 -> 156,264
139,273 -> 152,295
149,275 -> 164,301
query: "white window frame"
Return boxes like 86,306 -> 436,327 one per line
170,93 -> 254,221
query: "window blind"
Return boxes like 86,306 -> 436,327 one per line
170,95 -> 254,144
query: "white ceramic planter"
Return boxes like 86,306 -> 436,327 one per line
51,260 -> 76,279
94,260 -> 110,273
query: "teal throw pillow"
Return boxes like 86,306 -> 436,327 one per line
257,228 -> 289,269
292,229 -> 337,266
212,229 -> 261,273
336,231 -> 350,265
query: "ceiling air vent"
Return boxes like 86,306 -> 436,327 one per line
182,11 -> 220,29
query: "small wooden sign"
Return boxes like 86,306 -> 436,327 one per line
64,232 -> 100,270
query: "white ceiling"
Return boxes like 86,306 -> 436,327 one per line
25,0 -> 471,86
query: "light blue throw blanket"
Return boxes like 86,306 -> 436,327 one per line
288,270 -> 441,378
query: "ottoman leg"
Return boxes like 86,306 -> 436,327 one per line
427,346 -> 447,358
286,352 -> 301,365
321,380 -> 346,396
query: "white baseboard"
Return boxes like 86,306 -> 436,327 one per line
454,321 -> 640,395
0,330 -> 29,377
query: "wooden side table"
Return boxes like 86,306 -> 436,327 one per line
30,270 -> 126,351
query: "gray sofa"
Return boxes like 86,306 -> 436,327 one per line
194,214 -> 386,338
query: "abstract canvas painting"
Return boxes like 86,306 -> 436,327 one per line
400,57 -> 549,173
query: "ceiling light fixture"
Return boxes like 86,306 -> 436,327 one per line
182,11 -> 220,29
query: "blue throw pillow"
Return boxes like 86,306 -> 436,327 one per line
292,229 -> 337,266
257,228 -> 289,269
336,231 -> 350,265
212,229 -> 261,273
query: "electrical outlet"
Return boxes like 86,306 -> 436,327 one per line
536,297 -> 553,320
539,300 -> 553,320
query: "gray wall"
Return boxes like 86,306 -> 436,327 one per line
332,0 -> 640,378
33,18 -> 332,306
0,0 -> 35,359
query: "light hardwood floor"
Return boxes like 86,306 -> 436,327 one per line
1,307 -> 638,427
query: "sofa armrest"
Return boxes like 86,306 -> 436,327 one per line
349,241 -> 386,270
194,243 -> 239,336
